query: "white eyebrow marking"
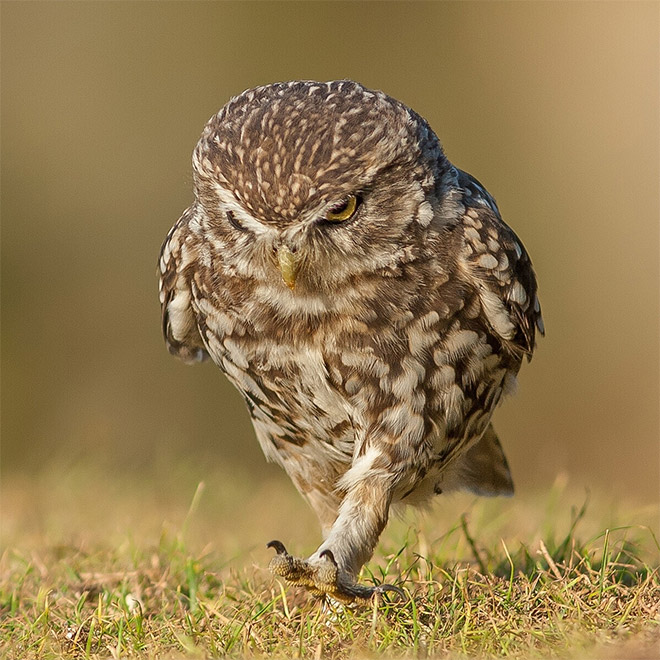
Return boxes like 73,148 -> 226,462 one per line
212,182 -> 277,237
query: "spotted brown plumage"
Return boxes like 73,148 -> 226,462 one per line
159,80 -> 543,604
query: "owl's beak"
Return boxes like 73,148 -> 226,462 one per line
277,244 -> 298,289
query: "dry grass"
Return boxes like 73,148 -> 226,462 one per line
1,463 -> 659,659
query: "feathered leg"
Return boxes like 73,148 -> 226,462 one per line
268,476 -> 405,604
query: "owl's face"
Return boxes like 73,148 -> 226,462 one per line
190,81 -> 451,300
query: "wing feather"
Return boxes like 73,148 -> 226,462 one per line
158,204 -> 208,363
456,170 -> 544,360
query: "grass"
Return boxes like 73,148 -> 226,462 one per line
1,462 -> 659,659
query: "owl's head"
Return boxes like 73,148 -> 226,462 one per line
191,80 -> 454,298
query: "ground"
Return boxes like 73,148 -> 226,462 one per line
1,461 -> 658,659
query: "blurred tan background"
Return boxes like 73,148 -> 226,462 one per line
2,2 -> 658,505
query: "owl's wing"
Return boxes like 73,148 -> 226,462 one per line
457,171 -> 544,361
158,205 -> 209,363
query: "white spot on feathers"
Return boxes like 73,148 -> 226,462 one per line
416,200 -> 434,227
478,253 -> 499,269
478,288 -> 516,340
509,280 -> 528,305
443,329 -> 480,360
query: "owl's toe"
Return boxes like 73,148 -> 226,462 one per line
267,540 -> 317,588
266,542 -> 406,605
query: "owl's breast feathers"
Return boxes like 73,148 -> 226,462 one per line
158,173 -> 543,501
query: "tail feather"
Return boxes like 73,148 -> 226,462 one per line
454,423 -> 514,497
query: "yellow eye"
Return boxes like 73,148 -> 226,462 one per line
325,195 -> 359,223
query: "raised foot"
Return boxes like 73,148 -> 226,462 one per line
267,540 -> 406,605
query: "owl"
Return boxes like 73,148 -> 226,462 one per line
159,80 -> 543,604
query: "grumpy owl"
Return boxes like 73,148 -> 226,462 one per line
159,80 -> 543,604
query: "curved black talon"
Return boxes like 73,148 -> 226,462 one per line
267,540 -> 288,555
268,540 -> 312,585
374,582 -> 407,601
335,580 -> 406,605
319,549 -> 337,564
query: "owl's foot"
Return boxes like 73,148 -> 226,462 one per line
267,540 -> 405,605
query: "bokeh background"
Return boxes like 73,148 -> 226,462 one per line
2,2 -> 658,525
